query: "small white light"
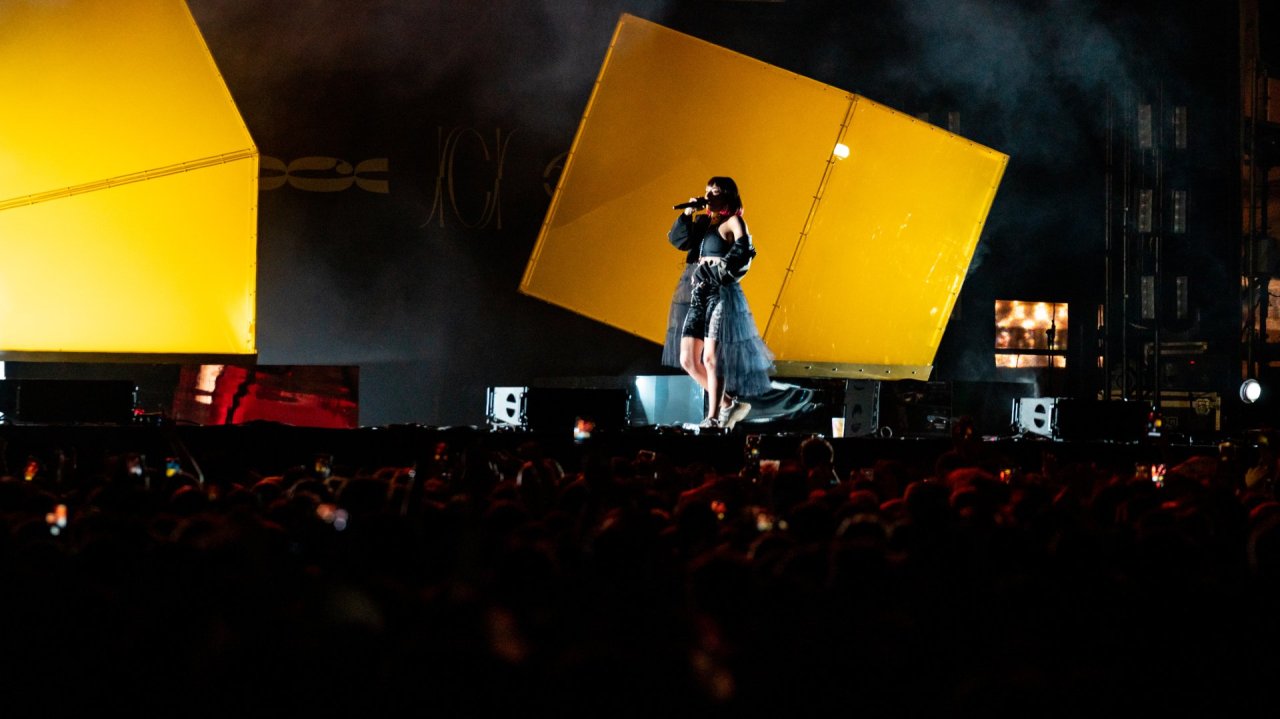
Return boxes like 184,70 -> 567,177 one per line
1241,378 -> 1262,404
833,143 -> 850,160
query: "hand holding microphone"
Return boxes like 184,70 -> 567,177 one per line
674,196 -> 708,214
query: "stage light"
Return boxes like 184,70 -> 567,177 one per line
1241,378 -> 1262,404
1173,106 -> 1187,150
1137,189 -> 1153,233
833,143 -> 850,159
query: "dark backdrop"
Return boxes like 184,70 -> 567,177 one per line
174,0 -> 1239,426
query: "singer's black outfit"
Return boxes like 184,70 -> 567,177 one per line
667,214 -> 773,398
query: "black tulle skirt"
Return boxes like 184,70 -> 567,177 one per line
666,265 -> 774,398
709,280 -> 774,398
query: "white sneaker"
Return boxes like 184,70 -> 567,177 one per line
718,399 -> 752,430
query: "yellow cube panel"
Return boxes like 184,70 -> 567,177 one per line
0,159 -> 257,353
522,14 -> 1007,380
0,0 -> 257,355
521,14 -> 854,343
765,98 -> 1007,377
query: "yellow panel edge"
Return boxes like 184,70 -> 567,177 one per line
0,148 -> 258,212
772,360 -> 934,380
177,0 -> 258,155
521,16 -> 629,294
762,94 -> 858,341
851,94 -> 1009,160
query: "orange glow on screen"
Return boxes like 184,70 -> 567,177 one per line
995,300 -> 1067,368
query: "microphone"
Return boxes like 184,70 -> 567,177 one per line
673,197 -> 708,210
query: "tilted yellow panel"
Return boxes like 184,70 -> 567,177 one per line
0,159 -> 258,354
0,0 -> 258,355
523,14 -> 1006,378
0,0 -> 254,203
765,98 -> 1007,377
521,14 -> 853,343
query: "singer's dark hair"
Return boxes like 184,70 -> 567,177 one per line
707,176 -> 744,217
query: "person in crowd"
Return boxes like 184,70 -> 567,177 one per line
0,428 -> 1272,716
798,435 -> 840,492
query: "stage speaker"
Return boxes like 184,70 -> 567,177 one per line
486,386 -> 528,428
486,386 -> 629,433
0,379 -> 137,424
1012,397 -> 1057,437
842,380 -> 881,437
952,380 -> 1035,436
877,380 -> 951,438
1054,398 -> 1150,442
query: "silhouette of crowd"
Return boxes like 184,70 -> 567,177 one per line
0,423 -> 1278,716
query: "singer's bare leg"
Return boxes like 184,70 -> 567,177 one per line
703,338 -> 724,423
680,337 -> 709,393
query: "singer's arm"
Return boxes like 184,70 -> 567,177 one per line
668,213 -> 701,253
721,217 -> 756,281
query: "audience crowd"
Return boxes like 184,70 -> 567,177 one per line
1,422 -> 1279,715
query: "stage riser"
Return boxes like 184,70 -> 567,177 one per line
0,423 -> 1217,485
0,379 -> 137,425
516,378 -> 1230,444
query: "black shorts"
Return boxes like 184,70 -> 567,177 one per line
681,277 -> 722,340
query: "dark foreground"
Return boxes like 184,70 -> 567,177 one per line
0,421 -> 1276,716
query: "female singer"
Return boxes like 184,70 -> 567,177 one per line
666,177 -> 773,428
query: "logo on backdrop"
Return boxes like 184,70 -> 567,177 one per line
261,127 -> 570,232
420,127 -> 512,230
260,156 -> 389,193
